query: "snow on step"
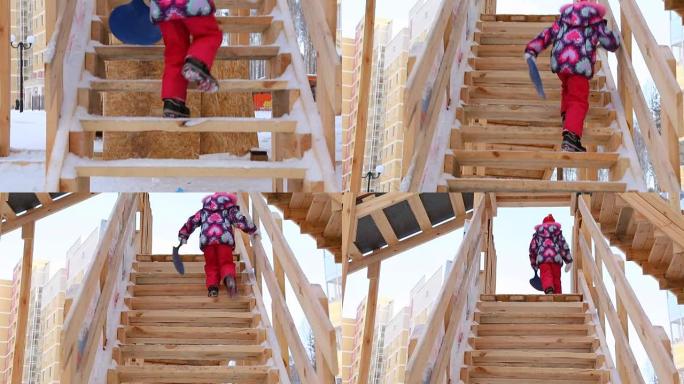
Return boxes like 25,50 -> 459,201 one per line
94,45 -> 280,60
80,116 -> 297,133
447,179 -> 627,193
86,79 -> 292,93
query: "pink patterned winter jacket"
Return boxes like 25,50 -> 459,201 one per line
178,193 -> 257,250
150,0 -> 216,23
528,222 -> 572,267
524,2 -> 620,79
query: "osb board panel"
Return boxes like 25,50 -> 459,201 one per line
103,132 -> 201,160
101,60 -> 258,158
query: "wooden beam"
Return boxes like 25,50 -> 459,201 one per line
341,193 -> 357,301
355,192 -> 410,218
1,193 -> 93,236
272,212 -> 288,369
0,0 -> 9,157
357,262 -> 380,384
349,0 -> 376,193
407,195 -> 432,232
349,215 -> 465,273
312,284 -> 335,383
11,222 -> 35,384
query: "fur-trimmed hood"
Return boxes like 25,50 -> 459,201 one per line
534,222 -> 562,231
202,193 -> 238,212
559,2 -> 607,27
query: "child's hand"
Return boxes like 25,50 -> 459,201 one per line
564,263 -> 572,273
524,52 -> 536,61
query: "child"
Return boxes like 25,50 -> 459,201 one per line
529,214 -> 572,294
178,193 -> 258,297
524,0 -> 620,152
150,0 -> 223,118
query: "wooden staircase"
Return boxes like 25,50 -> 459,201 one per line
461,294 -> 611,384
447,14 -> 632,193
55,0 -> 336,191
108,253 -> 281,384
590,192 -> 684,303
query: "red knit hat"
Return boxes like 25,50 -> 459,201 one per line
543,214 -> 555,224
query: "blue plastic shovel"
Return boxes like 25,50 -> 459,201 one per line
109,0 -> 162,45
529,269 -> 543,292
172,243 -> 185,275
527,57 -> 546,99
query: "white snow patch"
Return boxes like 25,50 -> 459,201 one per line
0,151 -> 45,191
10,110 -> 46,150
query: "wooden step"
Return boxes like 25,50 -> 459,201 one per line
481,14 -> 558,22
464,85 -> 609,105
452,150 -> 619,170
470,336 -> 597,351
477,301 -> 586,313
476,31 -> 561,45
126,296 -> 254,310
466,70 -> 605,89
480,294 -> 584,302
137,254 -> 212,262
471,56 -> 590,72
131,270 -> 247,282
87,79 -> 292,93
123,325 -> 265,345
466,350 -> 602,369
472,323 -> 592,337
117,344 -> 268,361
124,309 -> 259,327
463,104 -> 614,124
477,21 -> 554,35
466,366 -> 607,383
111,365 -> 276,383
108,0 -> 265,8
458,125 -> 616,146
475,312 -> 591,325
94,45 -> 280,61
81,116 -> 297,134
474,43 -> 552,58
447,179 -> 627,193
130,283 -> 252,297
75,162 -> 308,179
100,16 -> 274,34
133,261 -> 244,274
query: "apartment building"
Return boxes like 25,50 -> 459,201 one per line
377,28 -> 410,192
342,18 -> 394,191
0,259 -> 50,384
38,269 -> 66,384
0,280 -> 12,376
381,306 -> 410,384
348,297 -> 394,384
10,0 -> 46,110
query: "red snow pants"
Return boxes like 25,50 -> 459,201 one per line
558,73 -> 590,137
203,244 -> 236,289
158,16 -> 223,102
539,262 -> 562,294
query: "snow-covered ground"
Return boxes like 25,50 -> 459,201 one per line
0,111 -> 46,191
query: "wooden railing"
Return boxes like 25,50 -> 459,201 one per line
277,0 -> 340,191
405,195 -> 487,383
598,0 -> 682,207
60,193 -> 141,383
239,192 -> 339,383
403,0 -> 483,191
577,195 -> 681,384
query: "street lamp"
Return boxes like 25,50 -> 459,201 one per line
10,34 -> 34,113
363,164 -> 384,192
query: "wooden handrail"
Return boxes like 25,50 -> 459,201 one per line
244,193 -> 339,376
598,0 -> 682,203
404,0 -> 481,190
406,195 -> 486,383
578,196 -> 680,384
60,193 -> 139,383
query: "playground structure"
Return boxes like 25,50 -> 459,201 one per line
0,192 -> 342,384
0,0 -> 341,192
341,192 -> 684,384
374,0 -> 683,196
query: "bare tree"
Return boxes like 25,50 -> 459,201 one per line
287,0 -> 318,74
631,84 -> 661,191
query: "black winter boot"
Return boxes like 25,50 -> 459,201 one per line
182,57 -> 219,93
561,130 -> 587,152
544,287 -> 555,295
162,98 -> 190,118
208,286 -> 219,297
224,275 -> 237,298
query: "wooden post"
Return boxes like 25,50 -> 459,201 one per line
317,0 -> 338,163
272,212 -> 288,368
349,0 -> 376,193
618,7 -> 633,135
594,242 -> 605,331
138,193 -> 153,255
483,0 -> 496,14
11,222 -> 35,384
313,284 -> 335,383
0,0 -> 10,157
616,259 -> 629,382
660,46 -> 682,195
483,219 -> 496,294
341,192 -> 357,300
357,262 -> 380,384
